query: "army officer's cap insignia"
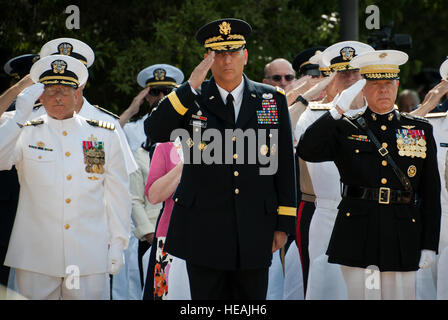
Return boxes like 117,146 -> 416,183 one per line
52,59 -> 67,74
58,42 -> 73,56
153,68 -> 166,81
219,21 -> 231,35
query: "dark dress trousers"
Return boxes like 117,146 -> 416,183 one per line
144,75 -> 297,273
298,108 -> 441,272
0,167 -> 19,287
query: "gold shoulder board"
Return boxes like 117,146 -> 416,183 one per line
424,112 -> 447,119
276,87 -> 285,95
86,119 -> 116,131
309,103 -> 331,111
24,119 -> 44,126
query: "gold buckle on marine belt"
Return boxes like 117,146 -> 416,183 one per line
379,187 -> 390,204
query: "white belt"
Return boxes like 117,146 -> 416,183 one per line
315,197 -> 340,210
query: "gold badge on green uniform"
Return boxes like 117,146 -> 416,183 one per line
407,165 -> 417,178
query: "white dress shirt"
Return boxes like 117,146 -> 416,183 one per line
215,77 -> 245,122
0,113 -> 131,277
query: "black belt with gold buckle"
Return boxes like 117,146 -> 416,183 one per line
342,185 -> 417,205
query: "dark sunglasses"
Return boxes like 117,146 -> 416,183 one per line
148,88 -> 173,96
267,74 -> 295,82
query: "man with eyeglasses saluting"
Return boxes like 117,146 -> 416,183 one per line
263,58 -> 296,90
120,64 -> 184,153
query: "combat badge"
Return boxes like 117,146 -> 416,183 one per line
82,135 -> 105,174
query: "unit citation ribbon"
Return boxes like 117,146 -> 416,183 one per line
82,136 -> 105,174
257,99 -> 279,124
396,129 -> 426,159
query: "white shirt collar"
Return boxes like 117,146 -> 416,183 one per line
215,77 -> 245,104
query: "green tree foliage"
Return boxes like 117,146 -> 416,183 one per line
0,0 -> 340,114
1,0 -> 447,114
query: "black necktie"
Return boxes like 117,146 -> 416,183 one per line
226,93 -> 235,125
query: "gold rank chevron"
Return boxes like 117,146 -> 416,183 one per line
276,87 -> 285,95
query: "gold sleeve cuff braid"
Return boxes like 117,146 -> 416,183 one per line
277,206 -> 297,217
168,91 -> 188,116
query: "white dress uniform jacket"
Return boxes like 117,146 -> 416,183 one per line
417,114 -> 448,299
8,97 -> 138,175
123,114 -> 148,154
0,113 -> 131,277
78,97 -> 138,175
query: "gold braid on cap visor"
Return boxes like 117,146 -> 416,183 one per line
145,81 -> 179,88
39,75 -> 80,85
330,62 -> 359,72
360,64 -> 400,79
205,41 -> 246,51
363,72 -> 400,79
204,34 -> 246,51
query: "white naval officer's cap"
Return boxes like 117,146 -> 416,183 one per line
321,41 -> 374,72
309,50 -> 331,77
137,64 -> 184,88
39,38 -> 95,68
350,49 -> 408,80
30,54 -> 88,89
439,58 -> 448,81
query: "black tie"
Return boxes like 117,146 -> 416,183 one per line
226,93 -> 235,125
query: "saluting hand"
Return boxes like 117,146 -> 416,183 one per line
421,80 -> 448,111
129,87 -> 150,115
285,75 -> 311,106
302,72 -> 336,103
333,79 -> 366,114
14,82 -> 44,125
188,51 -> 215,90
